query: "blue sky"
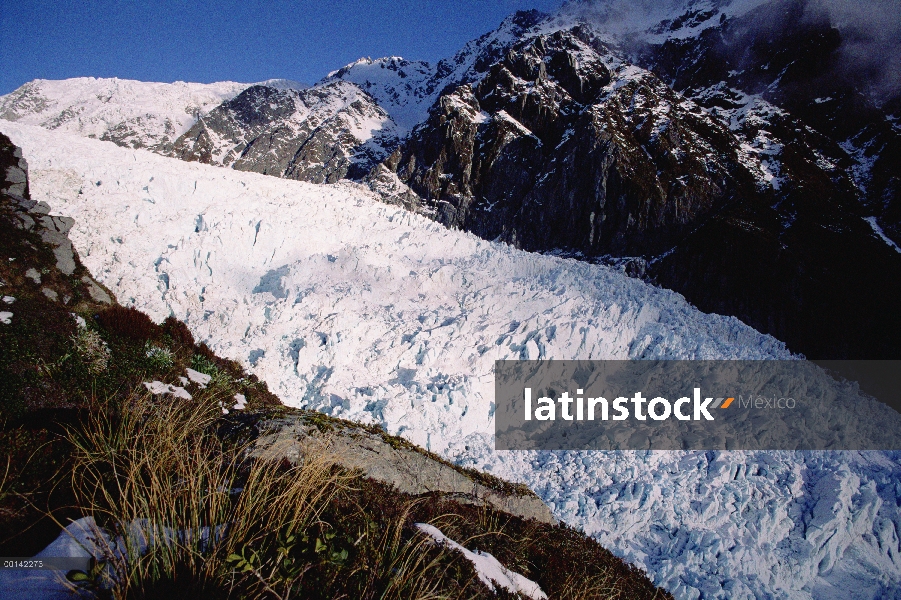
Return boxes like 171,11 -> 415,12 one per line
0,0 -> 564,94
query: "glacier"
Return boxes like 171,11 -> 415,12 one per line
3,121 -> 899,600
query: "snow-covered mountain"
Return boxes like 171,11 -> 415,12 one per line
162,10 -> 553,183
4,0 -> 885,362
0,77 -> 251,152
4,120 -> 901,600
320,56 -> 438,133
321,10 -> 551,132
169,80 -> 400,183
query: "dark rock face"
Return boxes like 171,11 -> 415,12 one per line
1,138 -> 79,277
649,182 -> 901,359
170,81 -> 400,184
620,0 -> 901,358
386,30 -> 761,258
637,0 -> 901,246
380,25 -> 901,359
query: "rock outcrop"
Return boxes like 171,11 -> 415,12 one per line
253,412 -> 556,525
381,29 -> 761,259
1,132 -> 111,303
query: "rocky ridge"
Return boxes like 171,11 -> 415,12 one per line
170,80 -> 400,183
253,412 -> 556,525
1,134 -> 112,309
166,10 -> 551,183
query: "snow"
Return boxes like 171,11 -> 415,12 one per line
0,77 -> 249,151
494,110 -> 540,141
0,517 -> 100,600
840,137 -> 880,195
4,120 -> 901,600
698,90 -> 791,191
547,0 -> 772,44
323,11 -> 548,134
2,295 -> 14,303
864,217 -> 901,254
322,57 -> 436,133
416,523 -> 547,599
143,380 -> 192,400
185,367 -> 211,388
222,393 -> 247,414
0,311 -> 12,324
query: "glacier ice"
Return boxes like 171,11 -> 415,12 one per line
3,121 -> 899,600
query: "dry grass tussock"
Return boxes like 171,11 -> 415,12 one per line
61,389 -> 470,600
64,388 -> 342,598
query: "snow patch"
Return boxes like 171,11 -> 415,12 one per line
416,523 -> 547,599
185,367 -> 212,388
144,380 -> 192,400
864,217 -> 901,253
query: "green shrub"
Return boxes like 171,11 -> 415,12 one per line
143,343 -> 174,371
189,354 -> 218,378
